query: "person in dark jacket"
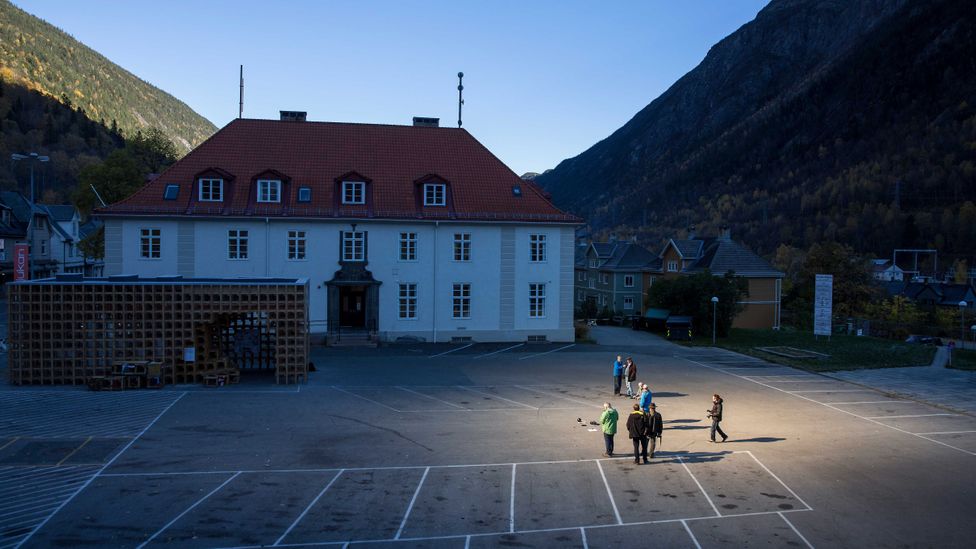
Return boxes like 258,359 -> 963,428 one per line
707,394 -> 728,443
625,404 -> 649,464
624,357 -> 637,398
646,403 -> 663,460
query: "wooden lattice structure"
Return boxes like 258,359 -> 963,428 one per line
7,276 -> 309,385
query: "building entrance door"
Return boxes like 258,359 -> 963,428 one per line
339,285 -> 367,327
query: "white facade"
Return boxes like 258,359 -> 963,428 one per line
105,217 -> 575,342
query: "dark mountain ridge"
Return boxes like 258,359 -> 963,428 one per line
537,0 -> 976,262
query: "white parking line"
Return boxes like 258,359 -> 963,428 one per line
473,343 -> 524,359
396,387 -> 468,410
395,467 -> 430,540
779,511 -> 815,549
274,470 -> 343,546
594,460 -> 623,525
914,430 -> 976,435
744,451 -> 813,511
518,344 -> 576,361
682,357 -> 976,457
430,344 -> 474,358
682,520 -> 703,549
137,471 -> 241,549
830,401 -> 911,405
580,527 -> 589,549
457,386 -> 536,409
509,464 -> 516,533
329,386 -> 402,412
789,389 -> 865,393
863,413 -> 957,419
515,385 -> 600,408
677,456 -> 720,517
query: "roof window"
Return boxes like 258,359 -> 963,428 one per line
163,184 -> 179,200
298,187 -> 311,202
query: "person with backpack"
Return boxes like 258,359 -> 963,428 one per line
600,402 -> 619,457
624,357 -> 637,398
707,393 -> 728,443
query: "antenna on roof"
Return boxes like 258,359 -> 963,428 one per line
90,184 -> 107,208
457,72 -> 464,128
238,65 -> 244,119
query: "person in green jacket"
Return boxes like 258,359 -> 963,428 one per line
600,402 -> 619,457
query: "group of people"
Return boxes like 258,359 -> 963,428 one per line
600,355 -> 730,459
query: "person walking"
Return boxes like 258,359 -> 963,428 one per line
647,403 -> 663,460
638,383 -> 653,414
612,355 -> 624,396
707,393 -> 728,443
625,403 -> 649,464
600,402 -> 619,456
624,357 -> 637,398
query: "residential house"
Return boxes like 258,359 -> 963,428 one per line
651,227 -> 783,329
871,259 -> 904,282
882,281 -> 976,309
95,114 -> 581,343
575,238 -> 659,317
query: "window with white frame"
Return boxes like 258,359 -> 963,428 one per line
624,275 -> 635,287
453,233 -> 471,261
298,187 -> 311,202
588,279 -> 595,289
600,273 -> 608,284
589,259 -> 599,268
667,260 -> 678,272
398,283 -> 418,319
452,283 -> 471,318
624,297 -> 634,310
342,231 -> 365,262
342,181 -> 365,205
287,230 -> 306,260
529,234 -> 547,262
140,228 -> 160,259
529,283 -> 546,318
257,179 -> 281,203
199,178 -> 223,201
228,229 -> 248,259
424,183 -> 446,206
399,232 -> 417,261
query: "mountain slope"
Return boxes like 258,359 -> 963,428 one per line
0,0 -> 215,152
536,0 -> 976,260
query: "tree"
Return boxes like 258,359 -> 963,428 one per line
72,148 -> 141,216
127,127 -> 178,174
647,271 -> 748,337
787,242 -> 878,323
78,225 -> 104,260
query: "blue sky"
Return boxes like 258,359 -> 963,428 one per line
15,0 -> 768,175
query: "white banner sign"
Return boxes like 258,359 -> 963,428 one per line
814,274 -> 833,336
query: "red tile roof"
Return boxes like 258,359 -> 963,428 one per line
97,119 -> 580,223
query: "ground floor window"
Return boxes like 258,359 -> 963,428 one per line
529,283 -> 546,318
398,283 -> 417,319
624,297 -> 634,310
452,283 -> 471,318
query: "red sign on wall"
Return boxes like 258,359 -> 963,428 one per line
14,243 -> 29,281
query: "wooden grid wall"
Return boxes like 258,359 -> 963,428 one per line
7,282 -> 309,385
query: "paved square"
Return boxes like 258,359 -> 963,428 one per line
1,333 -> 975,548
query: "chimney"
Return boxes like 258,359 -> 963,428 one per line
687,225 -> 696,240
279,111 -> 307,122
412,116 -> 440,127
719,225 -> 732,241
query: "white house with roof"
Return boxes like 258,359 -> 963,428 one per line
96,114 -> 580,343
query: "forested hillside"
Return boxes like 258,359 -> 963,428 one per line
0,0 -> 215,152
536,0 -> 976,264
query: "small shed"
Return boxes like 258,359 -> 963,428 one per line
635,308 -> 670,331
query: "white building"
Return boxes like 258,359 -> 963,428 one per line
97,115 -> 580,343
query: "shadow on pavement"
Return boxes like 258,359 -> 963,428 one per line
729,437 -> 786,443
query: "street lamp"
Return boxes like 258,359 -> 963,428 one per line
960,301 -> 968,344
970,324 -> 976,344
711,296 -> 719,345
11,152 -> 50,203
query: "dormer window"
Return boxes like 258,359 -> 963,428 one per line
199,178 -> 223,202
298,187 -> 311,202
163,184 -> 179,200
342,181 -> 365,205
257,179 -> 281,203
424,183 -> 446,206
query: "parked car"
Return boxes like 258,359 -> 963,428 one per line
905,335 -> 943,346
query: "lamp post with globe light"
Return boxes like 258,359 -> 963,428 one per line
711,296 -> 719,345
